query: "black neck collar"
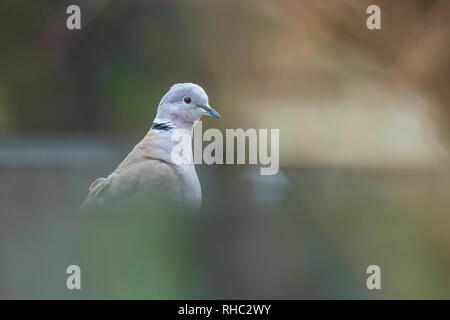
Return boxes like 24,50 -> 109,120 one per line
151,121 -> 175,131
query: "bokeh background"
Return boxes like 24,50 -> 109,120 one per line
0,0 -> 449,299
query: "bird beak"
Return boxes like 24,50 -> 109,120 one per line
201,105 -> 221,119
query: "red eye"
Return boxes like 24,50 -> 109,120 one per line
184,97 -> 191,104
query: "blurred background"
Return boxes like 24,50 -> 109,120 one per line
0,0 -> 449,299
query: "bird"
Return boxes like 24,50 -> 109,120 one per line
80,83 -> 220,210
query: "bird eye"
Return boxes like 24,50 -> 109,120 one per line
184,97 -> 191,104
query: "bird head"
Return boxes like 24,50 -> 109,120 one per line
155,83 -> 220,128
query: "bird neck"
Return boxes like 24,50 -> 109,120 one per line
152,114 -> 197,132
141,126 -> 195,167
151,120 -> 175,131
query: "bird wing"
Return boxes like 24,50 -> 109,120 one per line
80,158 -> 181,210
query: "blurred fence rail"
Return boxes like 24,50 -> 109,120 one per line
0,135 -> 123,169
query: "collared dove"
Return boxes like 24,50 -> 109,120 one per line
81,83 -> 220,210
